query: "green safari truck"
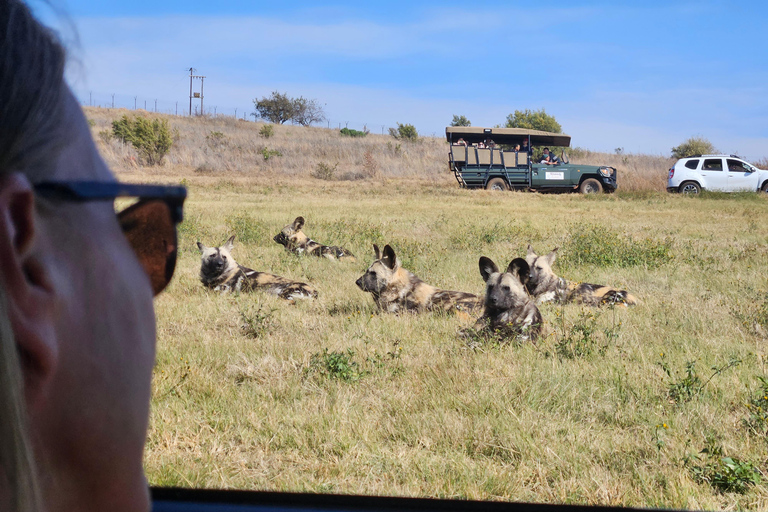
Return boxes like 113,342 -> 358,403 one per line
446,127 -> 617,193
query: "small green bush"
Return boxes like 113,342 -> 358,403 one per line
259,125 -> 274,138
260,147 -> 282,160
743,376 -> 768,435
553,309 -> 617,359
306,348 -> 364,382
388,122 -> 418,141
312,162 -> 337,180
112,115 -> 173,165
205,131 -> 226,148
340,127 -> 368,138
658,358 -> 740,404
685,438 -> 761,494
240,303 -> 276,339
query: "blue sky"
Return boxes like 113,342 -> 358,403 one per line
41,0 -> 768,159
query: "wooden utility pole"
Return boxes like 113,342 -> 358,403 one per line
188,68 -> 206,116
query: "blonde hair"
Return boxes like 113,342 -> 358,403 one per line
0,0 -> 68,510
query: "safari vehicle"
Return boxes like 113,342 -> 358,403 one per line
446,127 -> 617,193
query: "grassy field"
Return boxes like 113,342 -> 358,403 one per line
86,108 -> 768,510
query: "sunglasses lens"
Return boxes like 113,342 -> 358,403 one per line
118,200 -> 178,296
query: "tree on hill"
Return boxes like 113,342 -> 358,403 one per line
253,91 -> 294,124
450,115 -> 471,127
252,92 -> 326,126
292,97 -> 326,127
671,137 -> 716,159
504,108 -> 562,133
389,123 -> 418,141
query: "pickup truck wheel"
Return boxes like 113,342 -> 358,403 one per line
579,178 -> 603,194
486,178 -> 508,191
679,181 -> 701,194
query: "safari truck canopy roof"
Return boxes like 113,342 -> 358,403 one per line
445,127 -> 571,147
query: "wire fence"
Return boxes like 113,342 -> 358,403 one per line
76,91 -> 442,138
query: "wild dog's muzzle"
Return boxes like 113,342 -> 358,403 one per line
274,233 -> 288,245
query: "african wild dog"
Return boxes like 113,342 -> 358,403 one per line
525,245 -> 637,306
274,216 -> 356,261
471,256 -> 543,341
197,235 -> 317,300
355,244 -> 483,315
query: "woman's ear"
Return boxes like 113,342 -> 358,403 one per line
0,173 -> 58,405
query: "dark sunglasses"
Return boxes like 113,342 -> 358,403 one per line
34,181 -> 187,296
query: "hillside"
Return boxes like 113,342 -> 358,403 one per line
84,107 -> 672,192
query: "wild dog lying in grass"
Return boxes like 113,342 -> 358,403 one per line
274,216 -> 356,261
470,257 -> 543,341
197,235 -> 318,300
355,244 -> 483,315
525,245 -> 637,306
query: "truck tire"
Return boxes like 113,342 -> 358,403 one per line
761,181 -> 768,193
579,178 -> 603,194
486,177 -> 508,191
679,181 -> 701,194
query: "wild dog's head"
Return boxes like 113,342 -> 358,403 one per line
196,235 -> 238,280
355,244 -> 398,295
524,245 -> 559,295
479,257 -> 531,313
273,216 -> 308,248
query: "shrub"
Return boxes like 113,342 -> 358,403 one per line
259,125 -> 274,138
554,309 -> 614,359
388,122 -> 418,141
340,127 -> 368,138
658,358 -> 741,404
240,303 -> 276,339
205,130 -> 226,148
743,376 -> 768,435
362,150 -> 379,177
260,147 -> 282,160
111,115 -> 173,165
306,348 -> 364,382
671,136 -> 716,159
312,162 -> 337,180
685,437 -> 761,494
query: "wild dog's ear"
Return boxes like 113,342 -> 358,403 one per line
196,241 -> 206,253
545,247 -> 558,266
373,244 -> 382,260
224,235 -> 235,252
381,245 -> 398,270
527,244 -> 537,257
506,258 -> 530,283
292,216 -> 305,231
479,256 -> 499,282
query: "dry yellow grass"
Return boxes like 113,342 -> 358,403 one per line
84,107 -> 673,192
85,108 -> 768,510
